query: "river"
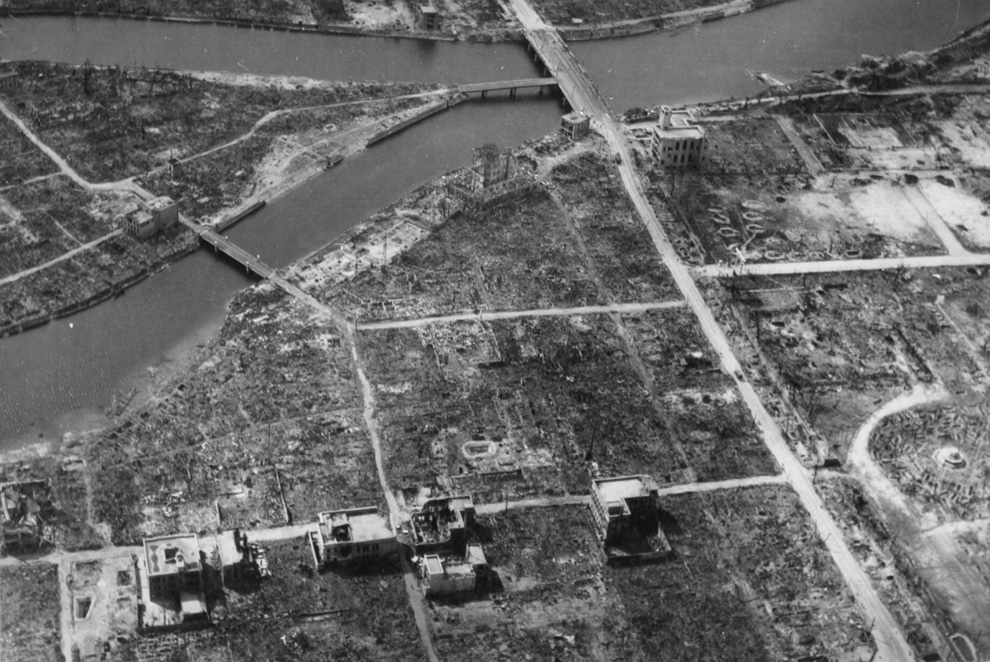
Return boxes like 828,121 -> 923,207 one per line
1,2 -> 988,451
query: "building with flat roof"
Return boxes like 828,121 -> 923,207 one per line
143,534 -> 206,622
651,106 -> 707,168
561,112 -> 590,140
418,3 -> 440,30
317,506 -> 398,565
123,196 -> 178,240
590,475 -> 672,562
420,544 -> 488,596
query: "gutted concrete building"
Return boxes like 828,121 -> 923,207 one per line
410,494 -> 475,554
143,534 -> 207,623
561,112 -> 591,140
124,196 -> 178,240
317,506 -> 398,565
651,106 -> 707,168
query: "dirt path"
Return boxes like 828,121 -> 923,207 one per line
0,98 -> 92,190
0,229 -> 122,287
356,300 -> 686,330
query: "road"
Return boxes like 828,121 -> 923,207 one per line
693,251 -> 990,278
505,0 -> 917,656
356,300 -> 686,330
0,229 -> 122,287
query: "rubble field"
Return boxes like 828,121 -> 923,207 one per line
528,0 -> 777,26
360,308 -> 774,503
1,61 -> 434,184
0,563 -> 62,662
0,0 -> 318,26
84,283 -> 367,543
651,112 -> 977,266
0,176 -> 195,336
0,112 -> 56,186
311,140 -> 679,323
143,95 -> 433,221
435,487 -> 872,662
872,400 -> 990,522
211,538 -> 424,662
816,477 -> 950,662
716,268 -> 990,461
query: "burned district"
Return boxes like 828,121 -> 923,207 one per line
4,8 -> 990,662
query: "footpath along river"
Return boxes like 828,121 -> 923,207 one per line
0,0 -> 987,450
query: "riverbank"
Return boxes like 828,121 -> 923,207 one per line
0,0 -> 797,43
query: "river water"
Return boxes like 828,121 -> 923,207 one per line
1,2 -> 988,450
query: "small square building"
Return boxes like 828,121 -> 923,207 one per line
561,112 -> 590,140
421,544 -> 488,596
590,475 -> 659,543
651,105 -> 707,168
418,4 -> 440,30
317,506 -> 398,565
124,196 -> 178,240
0,69 -> 18,92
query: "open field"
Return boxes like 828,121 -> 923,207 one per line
0,563 -> 62,662
434,487 -> 872,662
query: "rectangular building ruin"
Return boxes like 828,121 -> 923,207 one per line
590,475 -> 672,562
408,494 -> 490,596
0,480 -> 52,555
561,112 -> 591,140
316,506 -> 398,565
124,196 -> 178,240
651,106 -> 707,168
448,145 -> 537,210
143,533 -> 207,625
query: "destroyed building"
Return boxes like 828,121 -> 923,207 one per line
409,495 -> 490,596
590,475 -> 672,561
316,506 -> 398,565
0,68 -> 18,91
123,196 -> 178,240
410,495 -> 475,554
561,112 -> 591,140
0,480 -> 52,555
143,534 -> 207,625
448,144 -> 537,209
651,106 -> 707,168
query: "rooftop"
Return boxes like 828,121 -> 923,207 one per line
144,534 -> 201,577
594,475 -> 658,504
319,507 -> 393,545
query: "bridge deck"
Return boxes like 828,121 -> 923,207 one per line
457,77 -> 556,93
180,216 -> 274,279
